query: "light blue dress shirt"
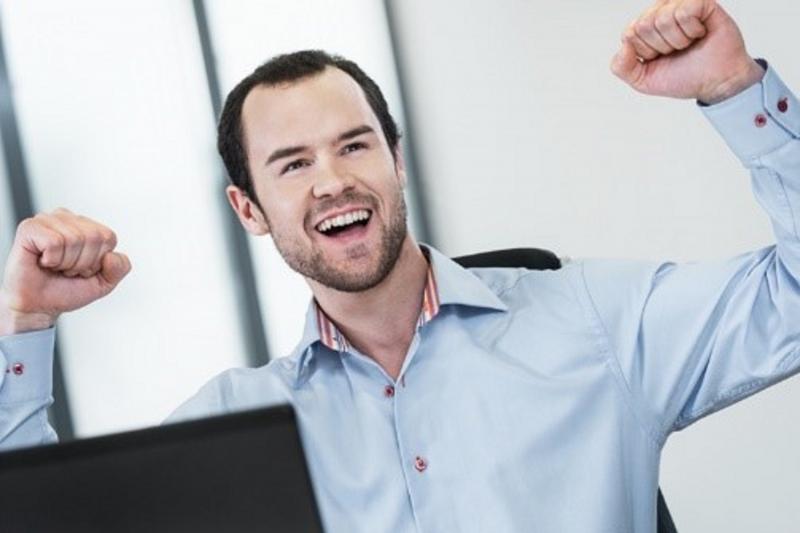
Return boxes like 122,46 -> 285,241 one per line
1,63 -> 799,532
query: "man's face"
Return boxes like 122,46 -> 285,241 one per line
237,67 -> 408,292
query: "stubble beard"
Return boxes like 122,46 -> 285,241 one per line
268,189 -> 408,293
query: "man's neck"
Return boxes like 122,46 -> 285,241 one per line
309,237 -> 429,380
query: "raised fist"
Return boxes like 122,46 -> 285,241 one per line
0,209 -> 131,335
611,0 -> 764,104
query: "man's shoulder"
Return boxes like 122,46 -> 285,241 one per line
467,257 -> 581,285
465,257 -> 671,309
465,261 -> 584,305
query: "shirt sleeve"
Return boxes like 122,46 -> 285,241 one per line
580,61 -> 800,445
0,327 -> 58,451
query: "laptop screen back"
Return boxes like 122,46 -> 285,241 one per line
0,405 -> 324,532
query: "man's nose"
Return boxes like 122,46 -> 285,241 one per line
311,160 -> 355,198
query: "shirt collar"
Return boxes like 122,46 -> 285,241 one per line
313,255 -> 441,353
288,244 -> 508,384
422,244 -> 509,312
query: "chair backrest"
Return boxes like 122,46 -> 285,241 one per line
452,247 -> 562,271
452,248 -> 678,533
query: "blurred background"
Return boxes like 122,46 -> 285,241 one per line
0,1 -> 797,530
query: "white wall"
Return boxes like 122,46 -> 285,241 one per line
388,0 -> 799,531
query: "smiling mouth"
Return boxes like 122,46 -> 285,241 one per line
315,209 -> 372,237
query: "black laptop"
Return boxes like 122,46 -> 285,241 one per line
0,404 -> 324,532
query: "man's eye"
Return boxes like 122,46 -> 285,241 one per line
282,160 -> 310,174
341,142 -> 367,154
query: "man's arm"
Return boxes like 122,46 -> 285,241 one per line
0,209 -> 130,450
582,0 -> 800,442
611,0 -> 763,104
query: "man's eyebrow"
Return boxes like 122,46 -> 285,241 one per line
264,125 -> 375,167
337,125 -> 375,143
266,145 -> 308,167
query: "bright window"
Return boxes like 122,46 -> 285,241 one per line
1,1 -> 249,436
0,148 -> 12,262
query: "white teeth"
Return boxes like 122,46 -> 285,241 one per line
317,209 -> 371,233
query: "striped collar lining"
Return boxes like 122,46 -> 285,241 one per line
315,263 -> 440,352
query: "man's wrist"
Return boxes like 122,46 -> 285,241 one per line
699,58 -> 766,105
0,291 -> 55,336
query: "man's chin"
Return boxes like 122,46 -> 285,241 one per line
343,242 -> 373,261
310,262 -> 390,293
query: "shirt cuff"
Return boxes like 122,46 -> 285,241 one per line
0,328 -> 55,404
701,60 -> 800,164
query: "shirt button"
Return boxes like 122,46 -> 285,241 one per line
754,113 -> 768,128
414,456 -> 428,473
384,385 -> 395,398
12,363 -> 24,375
778,97 -> 789,113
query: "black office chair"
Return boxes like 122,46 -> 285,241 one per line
453,248 -> 678,533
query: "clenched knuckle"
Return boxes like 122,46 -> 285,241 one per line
98,227 -> 115,241
46,231 -> 66,250
86,230 -> 105,247
64,229 -> 85,248
34,213 -> 56,227
675,8 -> 692,24
17,217 -> 36,234
76,215 -> 99,227
634,19 -> 653,36
654,12 -> 673,30
622,28 -> 636,41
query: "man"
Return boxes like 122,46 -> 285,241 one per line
0,0 -> 797,530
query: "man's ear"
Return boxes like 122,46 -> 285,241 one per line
394,145 -> 407,189
226,185 -> 270,235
